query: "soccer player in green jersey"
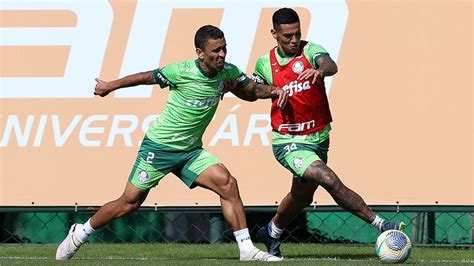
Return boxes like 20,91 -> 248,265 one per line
243,8 -> 404,257
56,25 -> 287,262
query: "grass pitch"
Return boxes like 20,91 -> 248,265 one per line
0,243 -> 473,265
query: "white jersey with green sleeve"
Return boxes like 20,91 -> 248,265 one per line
252,41 -> 329,85
147,59 -> 250,150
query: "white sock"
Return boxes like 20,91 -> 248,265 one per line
233,228 -> 256,257
74,219 -> 96,243
370,215 -> 385,232
268,220 -> 283,239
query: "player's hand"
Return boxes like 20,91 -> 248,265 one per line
298,69 -> 323,84
221,80 -> 238,100
271,87 -> 288,108
94,78 -> 113,97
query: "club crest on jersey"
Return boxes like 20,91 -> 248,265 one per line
137,170 -> 149,183
293,157 -> 304,169
292,61 -> 304,74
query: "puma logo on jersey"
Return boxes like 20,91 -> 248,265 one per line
282,80 -> 311,97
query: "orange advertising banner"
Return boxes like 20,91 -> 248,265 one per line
1,0 -> 472,206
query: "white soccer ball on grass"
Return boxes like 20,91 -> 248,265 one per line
375,229 -> 412,263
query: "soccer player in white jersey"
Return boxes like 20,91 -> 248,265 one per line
56,25 -> 287,262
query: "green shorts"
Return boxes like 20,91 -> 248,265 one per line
272,134 -> 330,180
128,136 -> 221,190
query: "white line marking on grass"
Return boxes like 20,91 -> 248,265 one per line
1,257 -> 49,260
417,259 -> 474,264
0,256 -> 221,261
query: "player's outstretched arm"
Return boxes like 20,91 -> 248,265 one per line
94,70 -> 157,97
232,80 -> 288,108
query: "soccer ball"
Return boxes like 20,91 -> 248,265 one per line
375,230 -> 412,263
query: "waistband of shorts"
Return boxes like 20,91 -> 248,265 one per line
272,124 -> 331,145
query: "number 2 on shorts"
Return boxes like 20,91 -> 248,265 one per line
146,152 -> 155,163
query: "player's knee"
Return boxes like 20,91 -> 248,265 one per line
118,199 -> 141,214
320,171 -> 341,192
125,202 -> 141,213
217,174 -> 239,198
308,165 -> 340,190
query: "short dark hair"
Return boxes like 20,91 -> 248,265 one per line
194,25 -> 225,50
272,8 -> 300,30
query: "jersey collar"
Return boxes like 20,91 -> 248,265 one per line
275,47 -> 297,59
195,59 -> 217,79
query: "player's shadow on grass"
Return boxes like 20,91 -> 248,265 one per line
288,252 -> 374,260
